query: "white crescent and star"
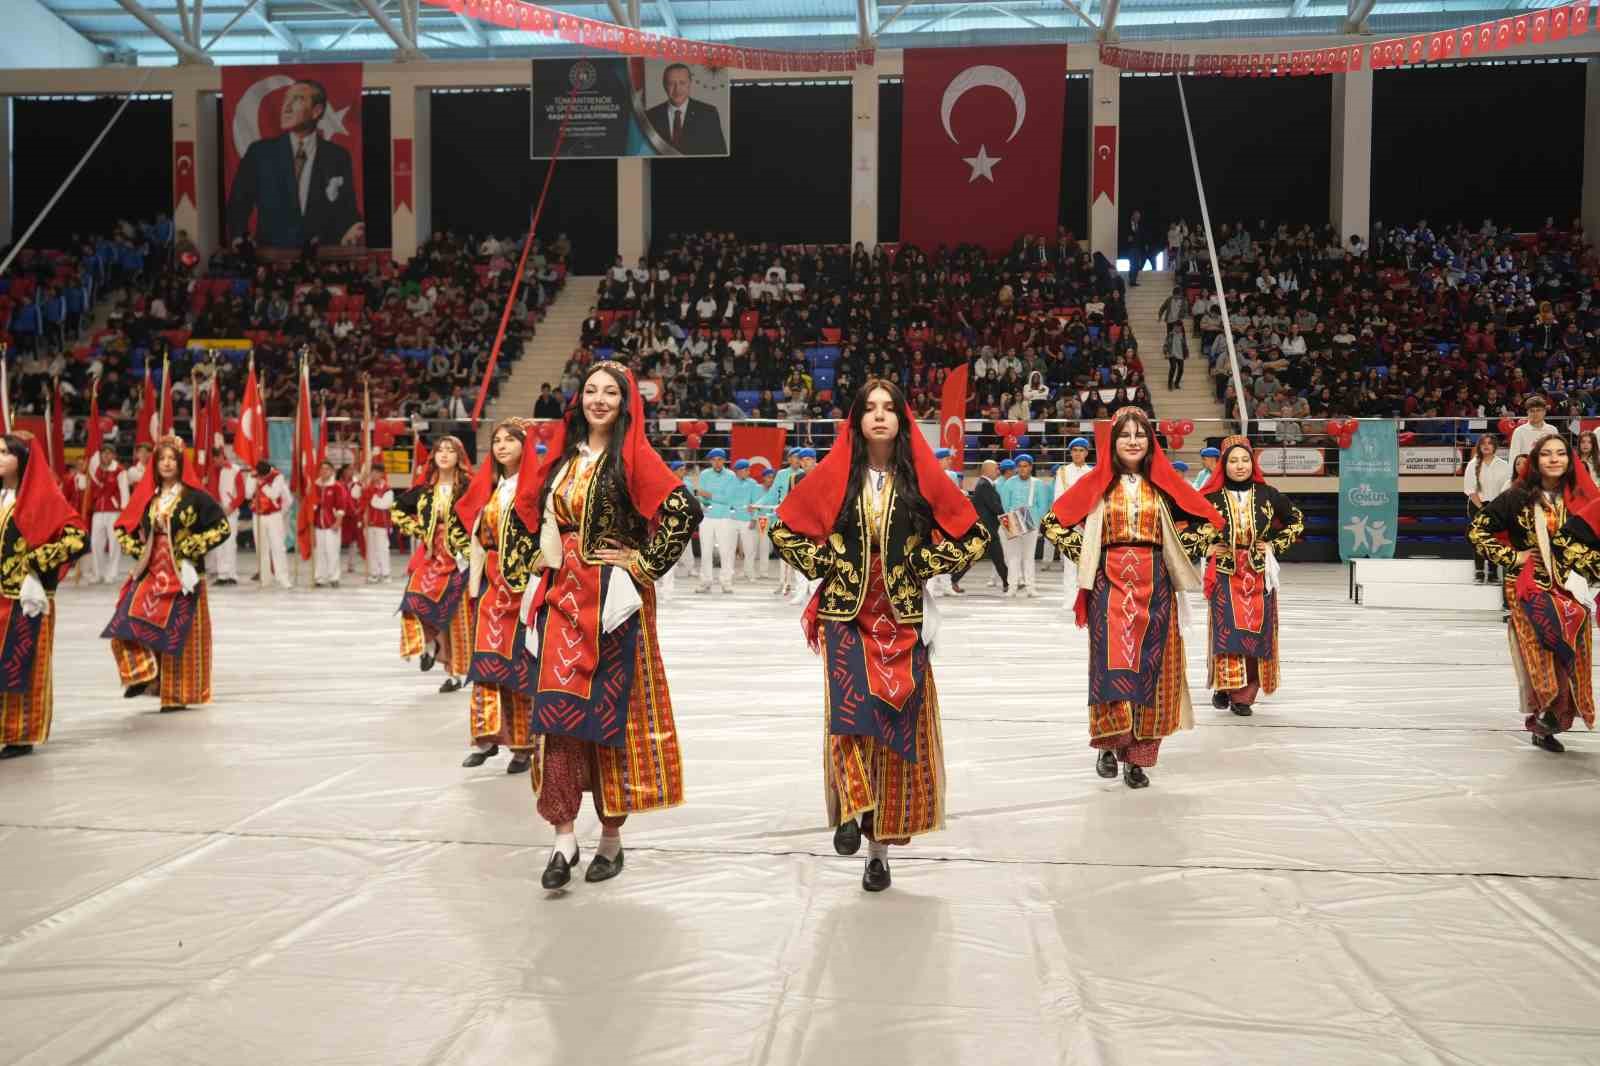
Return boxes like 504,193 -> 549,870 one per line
940,64 -> 1027,185
231,74 -> 354,161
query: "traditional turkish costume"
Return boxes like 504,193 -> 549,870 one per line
1183,436 -> 1306,716
1041,413 -> 1222,787
1469,469 -> 1600,752
768,425 -> 989,890
0,436 -> 89,756
392,437 -> 474,684
455,420 -> 543,772
514,366 -> 702,886
102,438 -> 230,710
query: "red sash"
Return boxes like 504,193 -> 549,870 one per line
1105,545 -> 1155,673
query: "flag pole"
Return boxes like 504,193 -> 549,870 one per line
0,342 -> 10,434
361,374 -> 373,584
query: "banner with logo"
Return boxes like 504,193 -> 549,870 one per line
531,58 -> 730,159
222,64 -> 365,249
1398,446 -> 1464,475
1338,419 -> 1400,561
1257,447 -> 1325,476
901,46 -> 1066,253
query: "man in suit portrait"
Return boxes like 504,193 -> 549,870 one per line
645,63 -> 727,156
227,79 -> 365,249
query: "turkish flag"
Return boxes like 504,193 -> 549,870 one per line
235,360 -> 265,467
901,46 -> 1066,252
731,425 -> 786,471
1574,1 -> 1589,35
393,137 -> 413,213
940,364 -> 969,466
1092,125 -> 1116,206
1478,23 -> 1496,52
1551,7 -> 1569,39
1532,11 -> 1549,42
1460,27 -> 1477,56
173,139 -> 196,211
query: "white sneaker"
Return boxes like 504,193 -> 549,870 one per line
986,577 -> 997,588
1026,587 -> 1039,599
695,586 -> 710,594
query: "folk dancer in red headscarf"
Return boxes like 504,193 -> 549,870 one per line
768,379 -> 989,892
392,435 -> 474,693
455,418 -> 542,775
102,435 -> 230,713
1182,435 -> 1305,717
1041,407 -> 1222,789
1468,431 -> 1600,754
515,362 -> 702,891
0,432 -> 89,759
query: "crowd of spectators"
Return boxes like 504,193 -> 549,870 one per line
567,229 -> 1150,423
1168,217 -> 1597,438
2,221 -> 569,439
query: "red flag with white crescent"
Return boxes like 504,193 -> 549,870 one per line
1093,125 -> 1116,206
900,46 -> 1067,253
173,139 -> 196,211
136,363 -> 157,447
235,358 -> 263,467
940,363 -> 969,467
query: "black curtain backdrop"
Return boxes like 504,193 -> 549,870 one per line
1372,62 -> 1583,232
430,89 -> 616,274
881,77 -> 1091,244
1119,74 -> 1331,243
12,97 -> 172,248
360,91 -> 392,249
651,81 -> 851,245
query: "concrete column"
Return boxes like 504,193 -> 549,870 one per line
617,157 -> 651,264
850,62 -> 878,249
0,97 -> 11,247
1584,60 -> 1600,245
171,87 -> 218,255
390,84 -> 431,262
1330,67 -> 1372,248
1088,62 -> 1119,263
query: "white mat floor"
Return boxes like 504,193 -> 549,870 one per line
2,560 -> 1598,1065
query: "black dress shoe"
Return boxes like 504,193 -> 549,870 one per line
159,705 -> 186,713
506,753 -> 531,774
1097,750 -> 1119,778
585,848 -> 624,883
461,744 -> 499,767
0,744 -> 34,759
1533,733 -> 1566,753
862,857 -> 892,892
541,846 -> 580,890
124,681 -> 151,699
833,818 -> 862,856
1231,702 -> 1254,717
1124,764 -> 1150,789
438,678 -> 463,694
1211,690 -> 1231,710
1537,711 -> 1561,734
419,651 -> 436,673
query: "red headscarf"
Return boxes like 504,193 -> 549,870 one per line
456,417 -> 532,534
513,363 -> 681,531
116,436 -> 208,534
1198,434 -> 1266,496
777,411 -> 977,541
7,431 -> 84,547
1051,411 -> 1222,528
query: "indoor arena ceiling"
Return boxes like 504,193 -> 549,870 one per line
29,0 -> 1574,66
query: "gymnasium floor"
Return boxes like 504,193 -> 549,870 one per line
2,561 -> 1597,1065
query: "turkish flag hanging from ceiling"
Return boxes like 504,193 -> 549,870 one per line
901,46 -> 1066,253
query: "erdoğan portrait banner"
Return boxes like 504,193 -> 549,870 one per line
222,64 -> 366,250
900,46 -> 1066,254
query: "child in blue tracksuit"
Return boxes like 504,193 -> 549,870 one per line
730,459 -> 769,580
694,449 -> 741,593
998,453 -> 1053,597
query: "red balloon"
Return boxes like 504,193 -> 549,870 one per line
1323,419 -> 1343,437
1337,431 -> 1355,449
1397,431 -> 1416,446
1158,419 -> 1177,436
685,433 -> 703,450
535,421 -> 560,442
1003,433 -> 1019,451
223,417 -> 240,435
1168,435 -> 1186,451
1178,419 -> 1195,436
1497,417 -> 1520,439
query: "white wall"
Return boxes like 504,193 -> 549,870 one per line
0,0 -> 103,71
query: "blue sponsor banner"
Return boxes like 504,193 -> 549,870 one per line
1338,419 -> 1400,560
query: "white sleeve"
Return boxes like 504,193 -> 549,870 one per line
117,470 -> 130,506
1463,462 -> 1479,497
369,490 -> 395,510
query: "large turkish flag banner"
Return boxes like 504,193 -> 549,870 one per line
901,46 -> 1066,253
730,425 -> 787,471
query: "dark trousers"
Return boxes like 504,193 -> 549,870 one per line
1167,356 -> 1185,389
982,521 -> 1009,587
1128,247 -> 1154,286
